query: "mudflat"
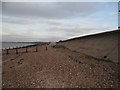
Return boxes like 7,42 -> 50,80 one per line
2,45 -> 119,88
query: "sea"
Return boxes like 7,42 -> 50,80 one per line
0,42 -> 36,50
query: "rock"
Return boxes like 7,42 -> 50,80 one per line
10,59 -> 14,61
20,58 -> 24,61
103,68 -> 107,72
78,61 -> 83,64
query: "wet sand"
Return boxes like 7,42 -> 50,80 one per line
2,45 -> 119,88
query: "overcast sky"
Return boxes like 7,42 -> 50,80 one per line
2,2 -> 118,42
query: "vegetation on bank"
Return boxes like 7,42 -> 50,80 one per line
72,50 -> 112,62
85,55 -> 111,62
52,45 -> 67,49
52,45 -> 112,63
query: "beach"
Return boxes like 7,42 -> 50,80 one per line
2,44 -> 119,88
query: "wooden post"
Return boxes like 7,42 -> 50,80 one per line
36,46 -> 38,52
6,49 -> 9,55
16,48 -> 18,54
46,46 -> 47,51
26,47 -> 28,53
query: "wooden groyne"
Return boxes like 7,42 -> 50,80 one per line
2,42 -> 50,55
2,44 -> 39,55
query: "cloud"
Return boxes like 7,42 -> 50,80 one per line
2,22 -> 111,42
2,2 -> 117,42
48,24 -> 111,35
2,31 -> 67,42
2,2 -> 101,19
3,15 -> 68,26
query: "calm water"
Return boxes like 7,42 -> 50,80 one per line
1,42 -> 36,49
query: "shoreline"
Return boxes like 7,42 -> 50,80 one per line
1,42 -> 50,50
2,43 -> 49,51
2,43 -> 49,55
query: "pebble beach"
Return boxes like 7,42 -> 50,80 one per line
2,44 -> 119,88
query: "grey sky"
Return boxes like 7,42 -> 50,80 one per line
2,2 -> 118,42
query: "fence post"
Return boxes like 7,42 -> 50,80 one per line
6,49 -> 9,55
36,46 -> 38,52
16,48 -> 18,54
26,47 -> 28,53
46,46 -> 47,51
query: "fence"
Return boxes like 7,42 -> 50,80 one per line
2,45 -> 38,55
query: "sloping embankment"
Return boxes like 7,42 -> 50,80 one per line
58,30 -> 118,62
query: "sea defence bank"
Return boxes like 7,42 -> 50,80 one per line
57,30 -> 119,63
